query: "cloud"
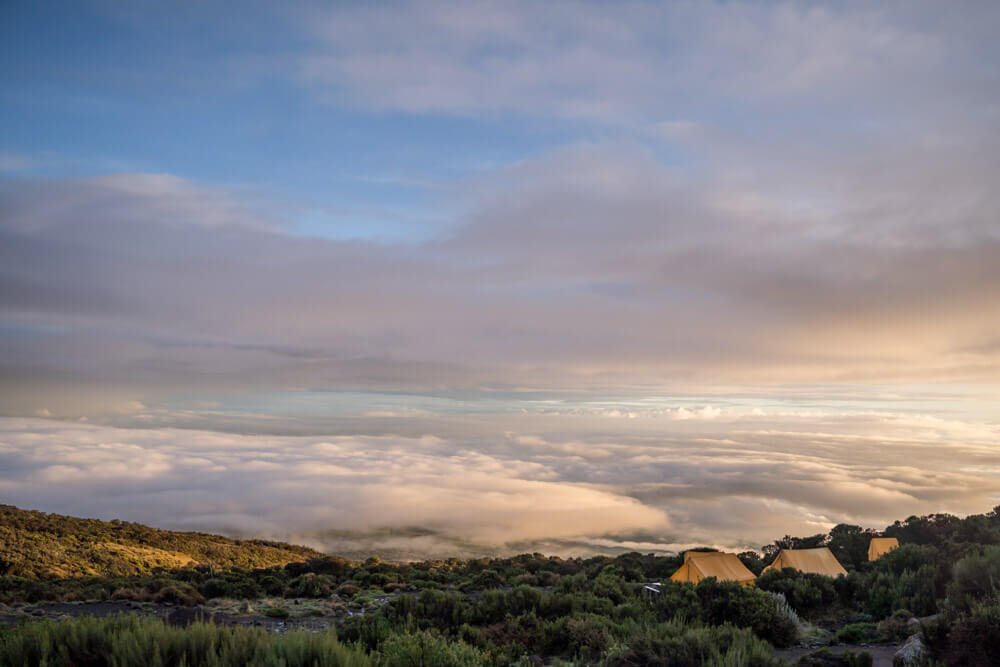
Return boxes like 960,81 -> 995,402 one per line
0,417 -> 670,557
296,1 -> 999,120
0,411 -> 996,558
1,127 -> 999,415
2,3 -> 998,408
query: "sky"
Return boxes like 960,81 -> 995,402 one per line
1,0 -> 999,559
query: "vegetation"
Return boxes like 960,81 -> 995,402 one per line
0,614 -> 370,667
3,505 -> 1000,664
0,505 -> 320,578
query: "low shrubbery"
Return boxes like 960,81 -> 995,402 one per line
603,619 -> 782,667
833,622 -> 877,644
757,569 -> 840,616
0,615 -> 370,667
6,506 -> 1000,665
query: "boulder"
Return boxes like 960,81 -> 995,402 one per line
893,633 -> 928,667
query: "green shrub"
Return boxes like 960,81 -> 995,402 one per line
757,570 -> 838,616
377,629 -> 488,667
604,619 -> 782,667
336,583 -> 361,598
286,573 -> 335,598
263,605 -> 291,618
694,579 -> 800,648
834,622 -> 878,644
0,614 -> 370,666
917,595 -> 1000,667
948,546 -> 1000,613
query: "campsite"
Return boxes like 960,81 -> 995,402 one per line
2,504 -> 1000,665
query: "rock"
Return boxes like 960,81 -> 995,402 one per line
894,633 -> 928,667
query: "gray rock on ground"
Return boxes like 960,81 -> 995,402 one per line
893,633 -> 928,667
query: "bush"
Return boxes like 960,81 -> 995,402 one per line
876,609 -> 915,642
694,579 -> 800,648
378,629 -> 488,667
936,598 -> 1000,667
948,546 -> 1000,613
286,573 -> 335,598
0,615 -> 370,666
151,583 -> 205,606
833,622 -> 878,644
336,583 -> 361,598
757,570 -> 838,616
851,544 -> 942,618
604,619 -> 782,667
263,605 -> 290,618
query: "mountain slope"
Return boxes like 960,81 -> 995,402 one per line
0,505 -> 322,578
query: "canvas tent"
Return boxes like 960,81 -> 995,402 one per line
670,551 -> 756,586
868,537 -> 899,561
762,547 -> 847,578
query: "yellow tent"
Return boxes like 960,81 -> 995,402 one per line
670,551 -> 756,586
762,547 -> 847,577
868,537 -> 899,561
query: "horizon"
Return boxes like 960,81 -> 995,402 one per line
1,1 -> 999,560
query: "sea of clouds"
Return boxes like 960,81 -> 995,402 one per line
2,403 -> 997,559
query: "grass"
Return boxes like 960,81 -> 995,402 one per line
0,615 -> 370,667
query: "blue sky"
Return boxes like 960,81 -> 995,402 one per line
1,1 -> 999,555
1,1 -> 585,242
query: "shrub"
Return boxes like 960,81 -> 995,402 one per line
378,629 -> 488,667
152,583 -> 205,606
694,579 -> 800,648
947,546 -> 1000,613
604,619 -> 782,667
263,605 -> 290,618
111,587 -> 147,602
286,573 -> 335,598
833,622 -> 878,644
757,570 -> 838,616
0,615 -> 370,666
936,598 -> 1000,667
336,583 -> 361,598
876,609 -> 915,642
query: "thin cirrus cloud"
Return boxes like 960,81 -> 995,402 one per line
296,1 -> 998,120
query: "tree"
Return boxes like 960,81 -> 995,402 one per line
829,524 -> 875,571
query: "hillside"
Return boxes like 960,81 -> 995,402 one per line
3,505 -> 1000,664
0,505 -> 322,578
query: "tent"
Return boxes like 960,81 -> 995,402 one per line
762,547 -> 847,577
670,551 -> 756,586
868,537 -> 899,561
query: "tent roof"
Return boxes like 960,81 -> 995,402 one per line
868,537 -> 899,561
763,547 -> 847,577
671,551 -> 756,584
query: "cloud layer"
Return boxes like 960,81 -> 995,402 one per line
2,410 -> 997,558
2,135 -> 998,415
